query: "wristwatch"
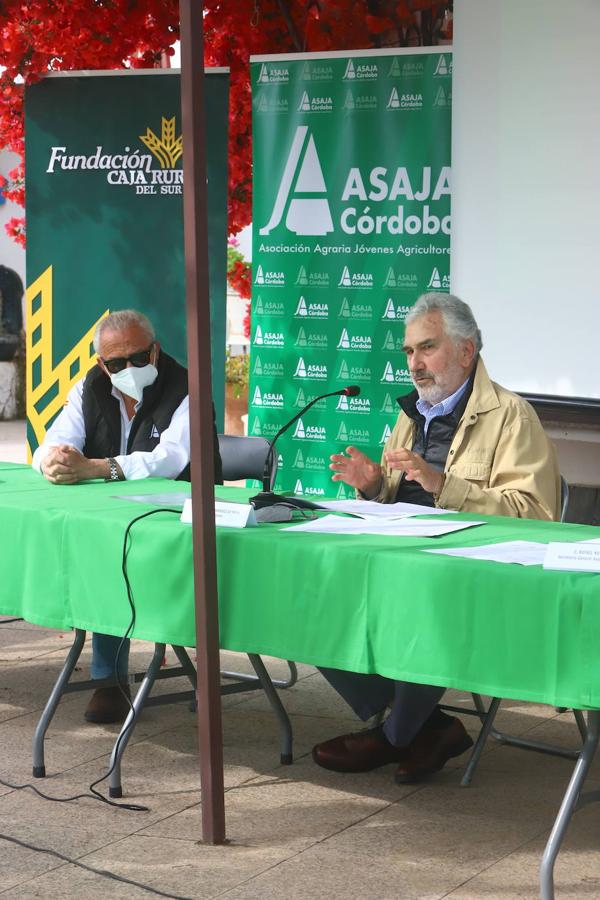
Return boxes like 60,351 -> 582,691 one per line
105,457 -> 121,482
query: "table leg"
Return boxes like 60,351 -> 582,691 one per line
32,628 -> 86,778
108,643 -> 166,798
573,709 -> 587,742
247,653 -> 293,764
461,697 -> 502,787
540,710 -> 600,900
171,645 -> 198,690
221,659 -> 298,690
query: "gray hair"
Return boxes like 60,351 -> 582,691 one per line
405,293 -> 483,353
93,309 -> 155,353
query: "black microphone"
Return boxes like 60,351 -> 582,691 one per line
250,385 -> 361,510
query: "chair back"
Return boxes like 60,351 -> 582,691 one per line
560,474 -> 569,523
218,434 -> 277,488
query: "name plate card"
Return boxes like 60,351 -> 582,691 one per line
181,499 -> 257,528
543,542 -> 600,573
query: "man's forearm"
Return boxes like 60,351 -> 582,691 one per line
84,458 -> 125,481
85,458 -> 112,480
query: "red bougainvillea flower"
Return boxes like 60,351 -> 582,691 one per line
227,259 -> 252,301
0,0 -> 444,245
242,301 -> 251,340
5,216 -> 25,247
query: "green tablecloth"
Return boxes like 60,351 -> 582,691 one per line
2,463 -> 600,709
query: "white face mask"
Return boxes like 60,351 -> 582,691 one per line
110,363 -> 158,403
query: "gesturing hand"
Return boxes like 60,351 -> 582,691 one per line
384,446 -> 444,496
329,445 -> 382,498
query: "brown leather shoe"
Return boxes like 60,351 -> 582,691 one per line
312,725 -> 407,773
394,717 -> 473,784
84,684 -> 131,725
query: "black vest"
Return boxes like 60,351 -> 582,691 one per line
81,351 -> 223,484
395,375 -> 474,506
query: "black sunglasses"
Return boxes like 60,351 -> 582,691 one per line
101,343 -> 155,374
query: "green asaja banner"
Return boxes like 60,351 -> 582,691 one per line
25,70 -> 228,457
250,49 -> 452,498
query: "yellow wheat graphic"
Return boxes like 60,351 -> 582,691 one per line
26,265 -> 108,456
139,116 -> 183,169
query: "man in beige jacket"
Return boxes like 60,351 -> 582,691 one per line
313,292 -> 560,783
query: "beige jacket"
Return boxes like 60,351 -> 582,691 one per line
377,357 -> 560,521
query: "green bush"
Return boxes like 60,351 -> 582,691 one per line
225,350 -> 249,396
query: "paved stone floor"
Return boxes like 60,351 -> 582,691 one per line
1,421 -> 599,899
1,631 -> 600,900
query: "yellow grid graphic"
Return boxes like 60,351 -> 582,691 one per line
26,265 -> 108,456
139,116 -> 183,169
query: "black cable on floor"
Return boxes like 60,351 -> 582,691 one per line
0,508 -> 182,813
87,507 -> 181,808
0,832 -> 195,900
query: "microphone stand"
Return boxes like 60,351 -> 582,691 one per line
250,388 -> 354,510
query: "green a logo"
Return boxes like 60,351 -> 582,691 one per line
387,88 -> 401,110
388,58 -> 401,78
256,93 -> 269,113
338,360 -> 350,380
381,393 -> 395,414
383,267 -> 397,288
336,422 -> 349,442
339,298 -> 351,318
294,387 -> 307,408
382,330 -> 396,351
296,327 -> 308,347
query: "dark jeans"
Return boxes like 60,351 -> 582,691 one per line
319,667 -> 446,748
91,633 -> 129,681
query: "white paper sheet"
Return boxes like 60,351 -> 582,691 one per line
283,515 -> 484,537
316,499 -> 457,519
423,540 -> 548,566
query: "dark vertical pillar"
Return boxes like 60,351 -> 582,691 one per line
179,0 -> 226,844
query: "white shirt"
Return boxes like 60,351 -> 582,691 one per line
31,378 -> 190,480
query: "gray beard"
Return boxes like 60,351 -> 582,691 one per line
411,360 -> 468,405
414,382 -> 449,404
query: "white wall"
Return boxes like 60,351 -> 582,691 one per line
451,0 -> 600,401
0,150 -> 25,287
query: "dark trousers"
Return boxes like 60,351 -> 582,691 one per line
319,667 -> 446,748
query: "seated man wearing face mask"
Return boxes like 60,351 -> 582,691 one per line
32,309 -> 222,724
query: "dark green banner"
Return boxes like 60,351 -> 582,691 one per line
251,50 -> 452,498
25,69 -> 228,455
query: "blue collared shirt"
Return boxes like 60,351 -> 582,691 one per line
416,377 -> 470,436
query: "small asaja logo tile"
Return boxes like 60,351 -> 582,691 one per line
427,267 -> 450,290
338,266 -> 374,289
